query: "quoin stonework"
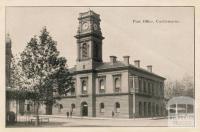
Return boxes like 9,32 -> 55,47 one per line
51,10 -> 166,118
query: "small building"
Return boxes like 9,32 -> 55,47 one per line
167,96 -> 194,126
52,10 -> 166,118
5,34 -> 45,123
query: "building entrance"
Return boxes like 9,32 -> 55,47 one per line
81,102 -> 88,116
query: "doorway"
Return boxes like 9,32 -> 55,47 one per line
81,102 -> 88,116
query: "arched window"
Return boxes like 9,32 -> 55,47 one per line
100,103 -> 105,113
114,78 -> 120,92
81,102 -> 88,116
115,102 -> 120,113
152,84 -> 154,95
144,102 -> 147,116
82,80 -> 87,94
139,102 -> 142,116
27,104 -> 30,112
156,104 -> 159,115
143,81 -> 146,93
60,104 -> 63,109
82,43 -> 88,59
148,102 -> 151,116
139,80 -> 142,92
152,103 -> 155,116
148,83 -> 151,94
99,79 -> 105,92
58,104 -> 63,112
71,104 -> 75,112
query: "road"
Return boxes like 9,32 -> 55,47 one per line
41,117 -> 168,127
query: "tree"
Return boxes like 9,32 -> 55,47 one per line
18,27 -> 73,125
164,75 -> 194,99
10,56 -> 24,89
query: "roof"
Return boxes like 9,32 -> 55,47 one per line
6,87 -> 38,99
69,61 -> 165,80
167,96 -> 194,105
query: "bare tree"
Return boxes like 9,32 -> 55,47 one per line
164,75 -> 194,99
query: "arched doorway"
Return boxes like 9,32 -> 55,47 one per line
81,102 -> 88,116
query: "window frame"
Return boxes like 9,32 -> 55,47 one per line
71,103 -> 76,112
139,79 -> 142,93
115,102 -> 120,113
143,80 -> 146,93
100,103 -> 105,113
81,43 -> 89,59
81,77 -> 88,94
139,102 -> 142,116
98,76 -> 106,94
113,74 -> 121,93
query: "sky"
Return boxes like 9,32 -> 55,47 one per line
6,7 -> 194,81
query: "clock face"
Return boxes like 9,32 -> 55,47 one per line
94,24 -> 98,30
82,22 -> 89,30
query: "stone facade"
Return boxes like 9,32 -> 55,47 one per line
52,10 -> 165,118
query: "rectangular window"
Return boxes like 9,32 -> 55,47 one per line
81,77 -> 88,94
139,79 -> 142,92
100,103 -> 105,113
70,79 -> 76,95
148,82 -> 151,94
98,76 -> 106,94
113,75 -> 121,93
116,102 -> 120,113
160,82 -> 163,97
129,77 -> 133,89
143,81 -> 146,93
152,83 -> 154,96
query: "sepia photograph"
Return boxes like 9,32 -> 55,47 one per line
5,6 -> 194,127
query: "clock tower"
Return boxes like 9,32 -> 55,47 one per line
75,10 -> 104,71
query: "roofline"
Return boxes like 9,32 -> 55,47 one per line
128,65 -> 166,80
70,65 -> 165,80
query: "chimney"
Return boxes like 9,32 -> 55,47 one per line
134,60 -> 140,68
147,65 -> 152,72
123,56 -> 130,64
110,56 -> 117,64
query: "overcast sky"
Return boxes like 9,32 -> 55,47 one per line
6,7 -> 194,81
